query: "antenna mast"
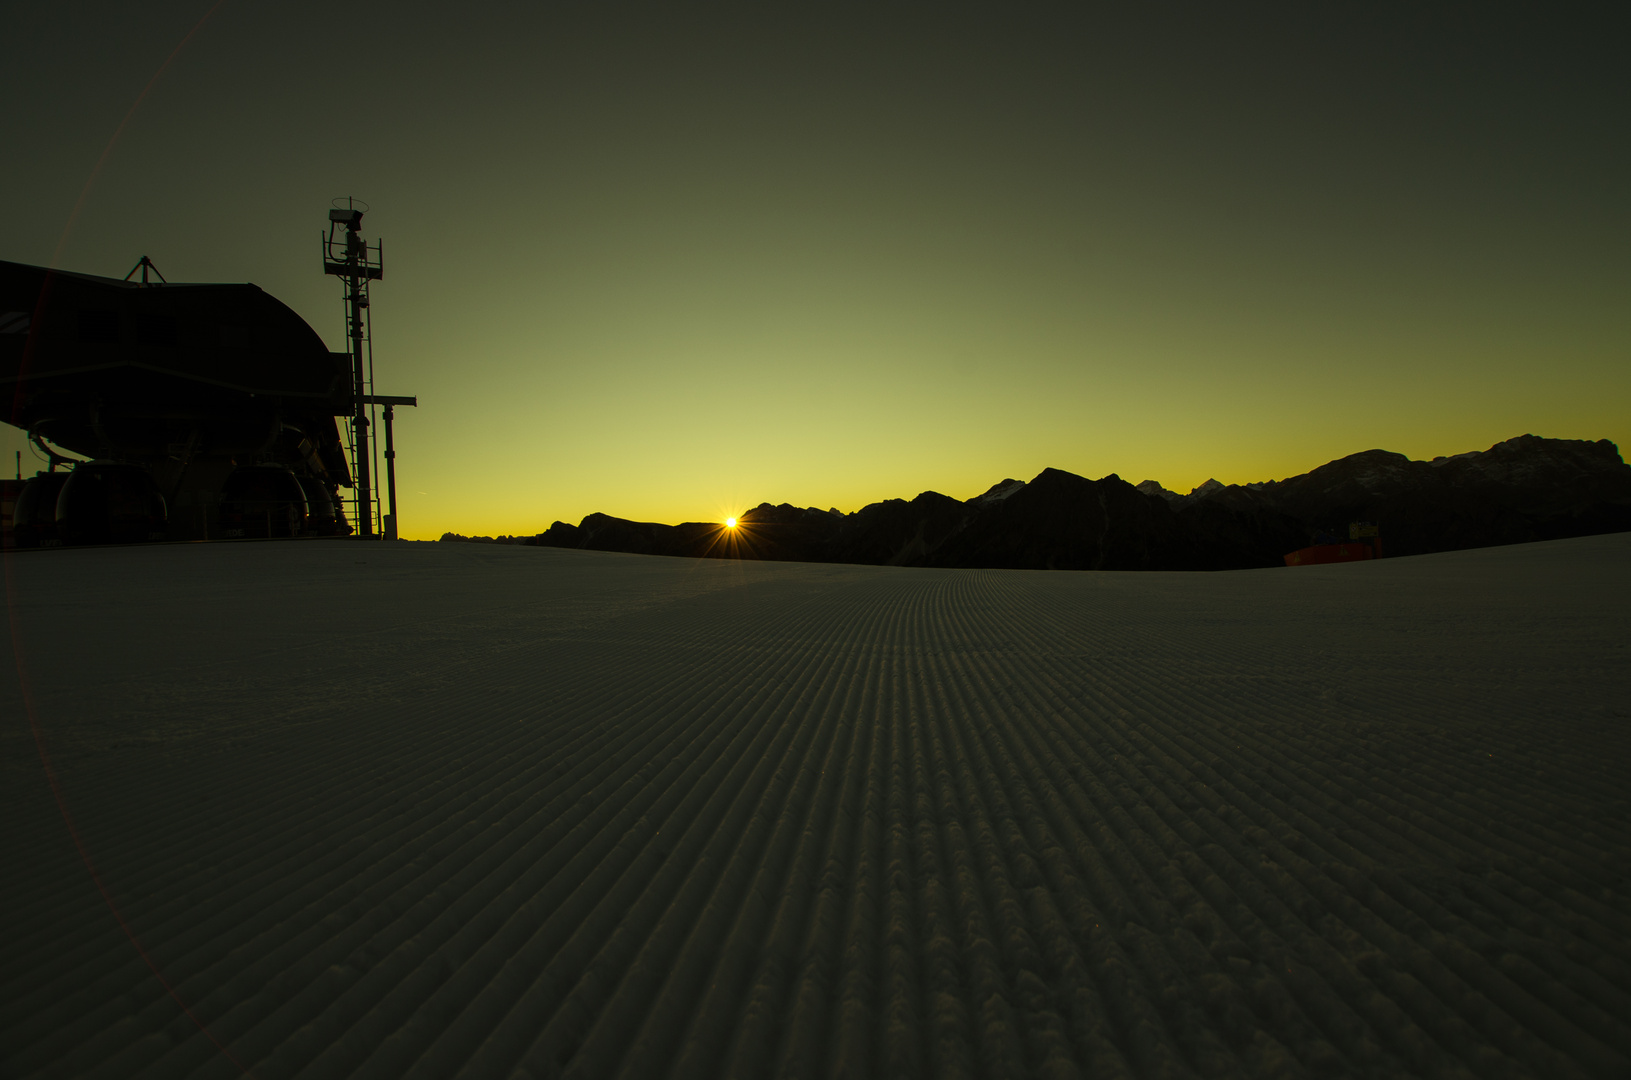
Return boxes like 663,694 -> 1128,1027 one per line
322,199 -> 384,537
123,255 -> 167,286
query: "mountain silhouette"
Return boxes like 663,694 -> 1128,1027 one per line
522,435 -> 1631,570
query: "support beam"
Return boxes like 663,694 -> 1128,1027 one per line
361,394 -> 415,540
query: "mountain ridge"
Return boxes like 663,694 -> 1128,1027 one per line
485,435 -> 1631,570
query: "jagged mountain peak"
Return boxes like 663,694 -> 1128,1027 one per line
971,478 -> 1026,504
1189,478 -> 1225,498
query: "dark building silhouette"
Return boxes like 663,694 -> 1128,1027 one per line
0,258 -> 354,542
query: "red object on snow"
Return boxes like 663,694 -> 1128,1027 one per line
1284,542 -> 1377,566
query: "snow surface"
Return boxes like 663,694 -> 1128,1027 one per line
3,535 -> 1629,1078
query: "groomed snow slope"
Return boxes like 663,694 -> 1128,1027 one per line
2,536 -> 1628,1079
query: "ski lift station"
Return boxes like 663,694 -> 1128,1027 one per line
0,202 -> 415,546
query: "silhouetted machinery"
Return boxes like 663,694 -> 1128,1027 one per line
0,202 -> 415,546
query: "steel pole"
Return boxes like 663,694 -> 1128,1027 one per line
347,225 -> 372,538
383,403 -> 398,540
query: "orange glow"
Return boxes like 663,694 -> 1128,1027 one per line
725,517 -> 737,528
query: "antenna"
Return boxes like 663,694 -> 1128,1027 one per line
122,256 -> 167,286
323,199 -> 384,537
322,199 -> 415,539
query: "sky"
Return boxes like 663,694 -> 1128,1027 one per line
2,3 -> 1626,539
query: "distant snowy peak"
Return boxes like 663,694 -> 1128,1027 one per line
971,478 -> 1026,505
1135,480 -> 1182,503
1188,478 -> 1225,499
1428,434 -> 1627,489
1136,478 -> 1225,504
1285,436 -> 1629,501
1329,449 -> 1416,493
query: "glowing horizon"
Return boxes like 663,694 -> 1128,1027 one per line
2,7 -> 1624,540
